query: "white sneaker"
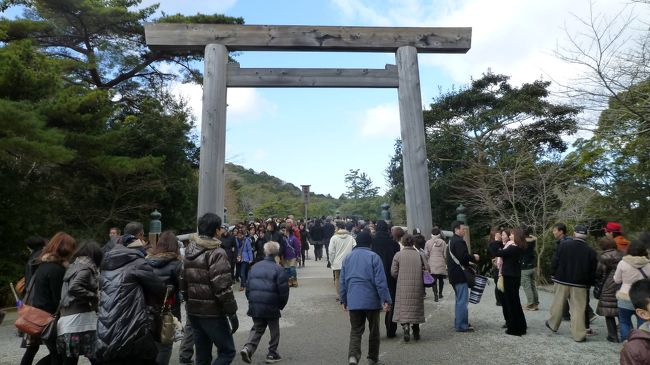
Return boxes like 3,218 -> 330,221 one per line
348,356 -> 358,365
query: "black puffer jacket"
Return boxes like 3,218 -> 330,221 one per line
146,252 -> 182,318
596,249 -> 623,317
181,234 -> 237,317
245,256 -> 289,318
60,256 -> 99,317
95,245 -> 165,362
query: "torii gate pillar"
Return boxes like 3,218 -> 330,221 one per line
197,44 -> 228,220
396,46 -> 432,236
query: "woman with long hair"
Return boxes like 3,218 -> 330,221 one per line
494,228 -> 527,336
56,240 -> 103,365
145,230 -> 182,365
391,234 -> 429,342
21,232 -> 76,365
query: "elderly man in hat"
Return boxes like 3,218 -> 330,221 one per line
605,222 -> 631,254
546,225 -> 598,342
340,231 -> 391,365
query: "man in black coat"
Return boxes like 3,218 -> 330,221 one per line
546,224 -> 597,342
240,241 -> 289,364
446,221 -> 479,332
371,220 -> 401,338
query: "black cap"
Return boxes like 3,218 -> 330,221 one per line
356,231 -> 372,247
574,225 -> 588,235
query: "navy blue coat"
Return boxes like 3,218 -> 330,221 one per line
245,256 -> 289,318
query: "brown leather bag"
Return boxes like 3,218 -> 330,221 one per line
15,304 -> 54,336
14,273 -> 55,337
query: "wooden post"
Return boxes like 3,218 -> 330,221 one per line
396,46 -> 433,237
197,44 -> 228,221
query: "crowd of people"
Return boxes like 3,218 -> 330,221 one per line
8,212 -> 650,365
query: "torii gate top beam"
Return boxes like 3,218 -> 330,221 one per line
144,23 -> 472,54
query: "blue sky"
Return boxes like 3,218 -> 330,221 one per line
3,0 -> 637,197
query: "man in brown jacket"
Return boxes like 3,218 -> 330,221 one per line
182,212 -> 239,365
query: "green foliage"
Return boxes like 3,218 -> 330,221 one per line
344,168 -> 379,199
567,79 -> 650,231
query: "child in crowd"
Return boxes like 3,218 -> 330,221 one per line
620,279 -> 650,365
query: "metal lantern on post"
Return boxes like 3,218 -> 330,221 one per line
335,209 -> 340,219
223,207 -> 228,225
149,209 -> 162,247
248,211 -> 253,222
380,203 -> 391,222
456,204 -> 470,249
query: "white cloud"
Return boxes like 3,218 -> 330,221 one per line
169,82 -> 277,134
329,0 -> 640,87
227,88 -> 277,122
360,103 -> 400,138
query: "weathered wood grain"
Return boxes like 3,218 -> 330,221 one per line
226,64 -> 398,88
396,46 -> 433,236
145,23 -> 472,54
197,44 -> 228,221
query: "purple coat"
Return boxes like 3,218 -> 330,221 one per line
282,236 -> 301,260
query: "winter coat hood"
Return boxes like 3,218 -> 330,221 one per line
622,255 -> 650,268
101,245 -> 143,271
145,252 -> 180,268
185,234 -> 221,259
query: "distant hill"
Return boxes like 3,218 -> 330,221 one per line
223,163 -> 401,223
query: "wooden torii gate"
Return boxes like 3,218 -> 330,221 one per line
144,24 -> 472,235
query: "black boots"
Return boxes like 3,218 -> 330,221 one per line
412,324 -> 420,341
402,323 -> 410,342
605,316 -> 619,343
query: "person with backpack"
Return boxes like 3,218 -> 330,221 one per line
614,240 -> 650,341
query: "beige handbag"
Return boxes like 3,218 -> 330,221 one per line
497,275 -> 505,292
160,285 -> 175,345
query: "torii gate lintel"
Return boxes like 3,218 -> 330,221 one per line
144,24 -> 472,235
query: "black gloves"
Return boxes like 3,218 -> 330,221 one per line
228,314 -> 239,334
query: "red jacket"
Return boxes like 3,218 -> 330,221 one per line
620,328 -> 650,365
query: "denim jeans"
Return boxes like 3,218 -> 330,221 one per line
155,341 -> 172,365
619,307 -> 646,341
189,315 -> 236,365
240,261 -> 250,287
453,282 -> 470,331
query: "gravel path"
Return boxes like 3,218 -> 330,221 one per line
0,259 -> 621,364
